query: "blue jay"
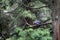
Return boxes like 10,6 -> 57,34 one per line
33,20 -> 43,26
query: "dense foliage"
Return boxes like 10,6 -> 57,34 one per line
6,27 -> 52,40
0,0 -> 52,40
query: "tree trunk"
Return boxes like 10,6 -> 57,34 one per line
51,0 -> 60,40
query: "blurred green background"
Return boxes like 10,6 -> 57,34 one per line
0,0 -> 52,40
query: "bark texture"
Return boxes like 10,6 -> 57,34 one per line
51,0 -> 60,40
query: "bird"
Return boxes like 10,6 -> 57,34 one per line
33,19 -> 43,26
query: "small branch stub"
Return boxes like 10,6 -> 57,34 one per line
55,16 -> 58,20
